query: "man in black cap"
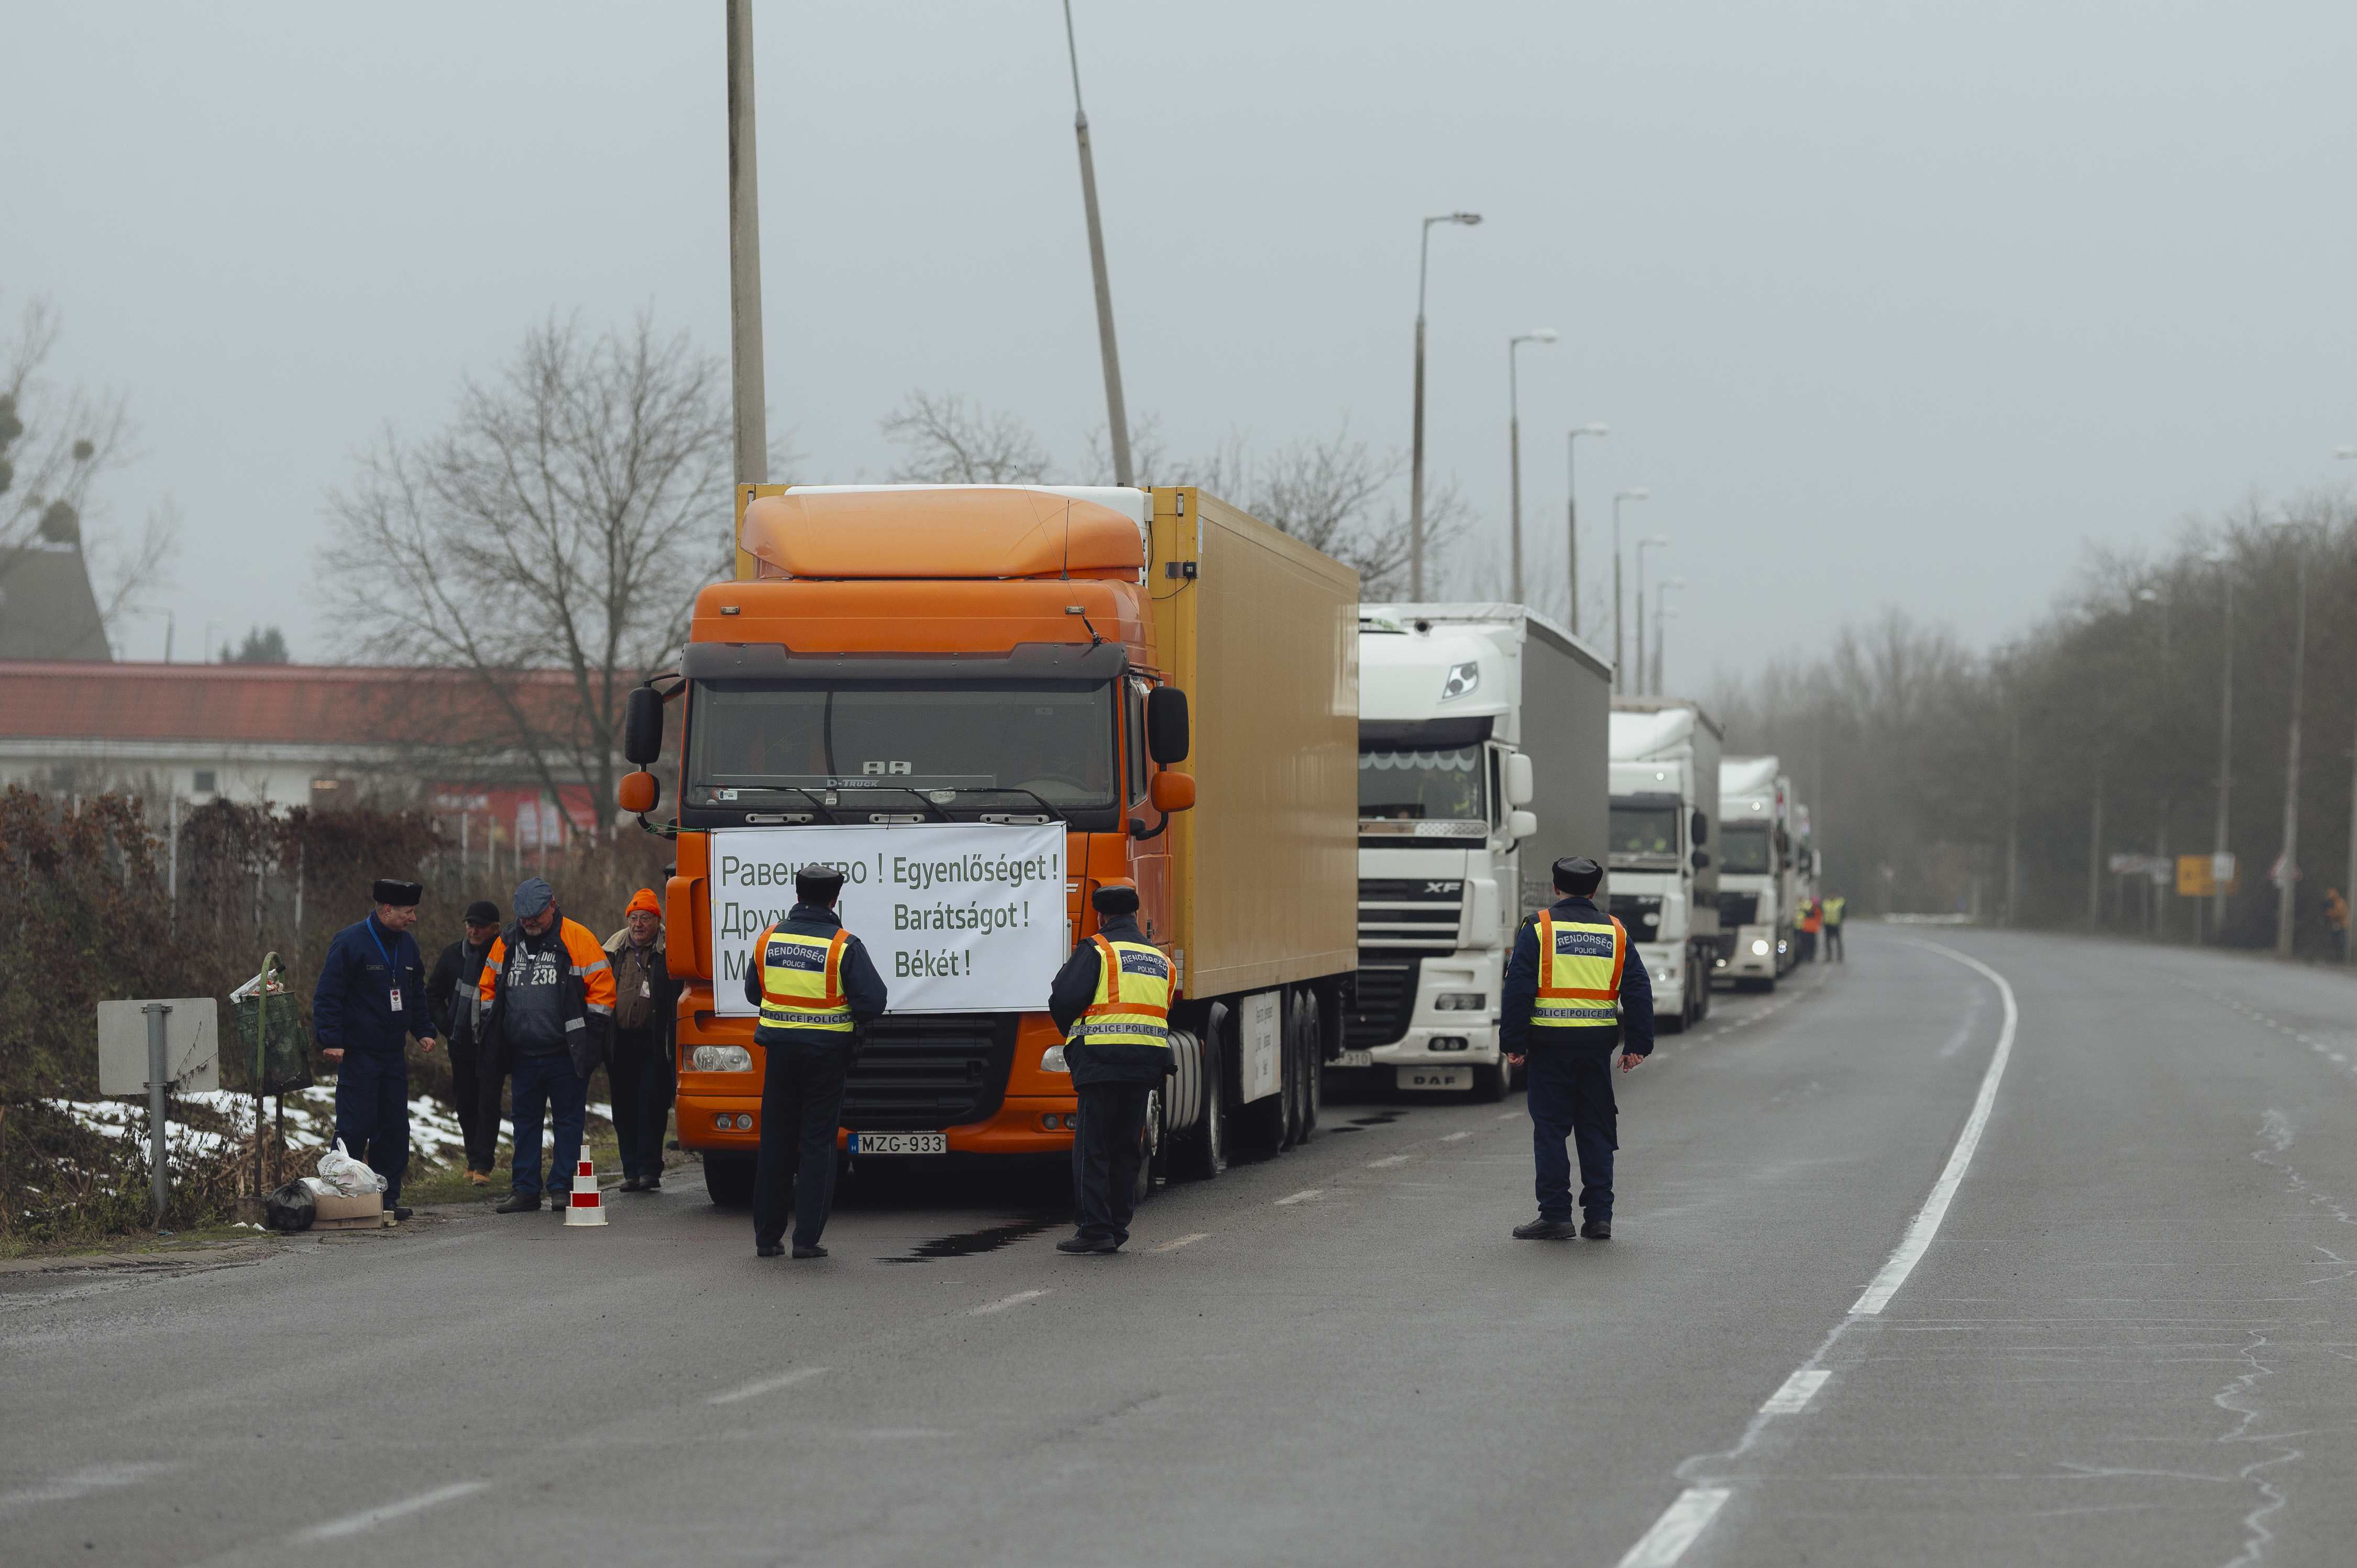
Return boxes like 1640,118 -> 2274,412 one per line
427,899 -> 503,1185
1046,880 -> 1170,1254
747,865 -> 887,1259
1500,856 -> 1654,1241
313,878 -> 438,1221
477,878 -> 616,1214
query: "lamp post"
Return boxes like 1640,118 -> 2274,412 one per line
726,0 -> 767,490
1635,534 -> 1671,696
1611,489 -> 1649,694
2339,448 -> 2357,963
2205,548 -> 2234,942
1506,329 -> 1559,605
1653,578 -> 1687,694
1410,212 -> 1481,599
1063,0 -> 1131,485
1566,424 -> 1608,634
2274,521 -> 2314,957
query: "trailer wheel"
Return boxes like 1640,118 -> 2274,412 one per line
701,1153 -> 755,1208
1133,1088 -> 1163,1206
1299,995 -> 1323,1137
1170,1015 -> 1228,1180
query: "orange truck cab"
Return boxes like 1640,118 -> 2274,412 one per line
618,484 -> 1358,1203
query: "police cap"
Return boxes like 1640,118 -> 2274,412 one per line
1091,880 -> 1140,916
1552,856 -> 1604,896
795,863 -> 847,903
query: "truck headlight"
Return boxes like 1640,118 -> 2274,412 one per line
1440,660 -> 1480,700
1040,1044 -> 1071,1074
1428,1036 -> 1470,1052
1750,939 -> 1770,956
1433,992 -> 1485,1011
692,1046 -> 753,1073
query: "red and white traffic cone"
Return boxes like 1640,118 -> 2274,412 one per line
564,1148 -> 608,1227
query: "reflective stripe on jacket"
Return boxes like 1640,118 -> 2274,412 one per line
756,923 -> 854,1034
1530,910 -> 1628,1030
1070,937 -> 1172,1048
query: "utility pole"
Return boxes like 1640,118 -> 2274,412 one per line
2006,710 -> 2021,927
1611,490 -> 1648,694
2211,556 -> 2234,938
1063,1 -> 1131,487
1505,329 -> 1556,606
725,0 -> 767,489
2275,545 -> 2308,957
1566,425 -> 1606,635
1410,213 -> 1480,600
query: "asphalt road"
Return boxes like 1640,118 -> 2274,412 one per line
6,925 -> 2354,1567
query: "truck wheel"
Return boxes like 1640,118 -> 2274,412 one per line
1474,1060 -> 1511,1102
1278,992 -> 1304,1151
1659,1003 -> 1687,1036
702,1153 -> 755,1208
1695,973 -> 1712,1021
1133,1088 -> 1163,1206
1171,1025 -> 1228,1180
1299,997 -> 1323,1137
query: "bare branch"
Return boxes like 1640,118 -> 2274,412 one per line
883,391 -> 1053,483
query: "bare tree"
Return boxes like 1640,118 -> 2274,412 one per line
322,314 -> 734,839
883,391 -> 1053,483
1193,425 -> 1469,600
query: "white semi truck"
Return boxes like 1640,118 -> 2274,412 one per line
1714,755 -> 1799,989
1340,603 -> 1612,1098
1607,699 -> 1723,1032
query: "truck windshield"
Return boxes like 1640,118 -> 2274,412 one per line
688,681 -> 1117,809
1720,822 -> 1772,875
1359,747 -> 1485,821
1609,802 -> 1681,855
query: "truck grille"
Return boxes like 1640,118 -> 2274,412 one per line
840,1013 -> 1016,1131
1358,877 -> 1464,951
1717,891 -> 1758,926
1347,958 -> 1421,1049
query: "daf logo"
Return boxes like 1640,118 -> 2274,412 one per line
1423,881 -> 1462,895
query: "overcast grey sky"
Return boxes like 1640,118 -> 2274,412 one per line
7,2 -> 2355,689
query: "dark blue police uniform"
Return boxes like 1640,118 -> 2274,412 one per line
1047,911 -> 1168,1249
1500,894 -> 1654,1225
314,913 -> 435,1203
744,901 -> 888,1253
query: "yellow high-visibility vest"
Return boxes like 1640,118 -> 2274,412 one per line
1071,937 -> 1172,1048
1530,911 -> 1628,1029
755,924 -> 853,1034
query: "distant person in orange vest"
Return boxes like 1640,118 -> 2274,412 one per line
2326,888 -> 2350,964
1799,897 -> 1824,962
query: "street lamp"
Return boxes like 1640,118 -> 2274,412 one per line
2270,517 -> 2315,958
2339,449 -> 2357,962
1635,535 -> 1670,697
1566,424 -> 1608,635
1506,328 -> 1559,605
1611,489 -> 1648,694
1653,578 -> 1688,694
1410,212 -> 1481,600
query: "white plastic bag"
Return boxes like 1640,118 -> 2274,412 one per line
298,1177 -> 338,1197
317,1139 -> 388,1196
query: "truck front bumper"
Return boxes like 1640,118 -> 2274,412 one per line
1713,925 -> 1778,981
677,1090 -> 1084,1158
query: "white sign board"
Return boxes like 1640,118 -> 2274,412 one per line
1239,989 -> 1281,1103
709,822 -> 1066,1015
96,998 -> 222,1098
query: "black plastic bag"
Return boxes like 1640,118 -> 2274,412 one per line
263,1180 -> 316,1232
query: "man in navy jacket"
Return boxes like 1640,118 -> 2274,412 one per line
314,878 -> 438,1219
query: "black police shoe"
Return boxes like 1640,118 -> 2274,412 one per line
757,1243 -> 785,1258
791,1244 -> 828,1260
390,1206 -> 414,1222
640,1175 -> 662,1192
1056,1234 -> 1120,1253
1581,1218 -> 1612,1240
1512,1218 -> 1579,1240
495,1194 -> 541,1213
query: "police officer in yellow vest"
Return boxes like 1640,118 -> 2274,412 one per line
746,865 -> 888,1260
1821,893 -> 1847,963
1502,856 -> 1655,1241
1047,881 -> 1170,1254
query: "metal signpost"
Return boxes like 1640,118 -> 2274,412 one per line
97,998 -> 220,1222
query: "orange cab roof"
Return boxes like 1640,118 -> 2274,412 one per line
741,487 -> 1144,579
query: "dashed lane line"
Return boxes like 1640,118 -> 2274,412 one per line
1367,1155 -> 1412,1168
1146,1233 -> 1209,1253
1439,1131 -> 1474,1143
1273,1189 -> 1325,1206
1757,1368 -> 1831,1415
969,1289 -> 1050,1315
293,1482 -> 490,1542
1615,1487 -> 1731,1567
709,1366 -> 830,1406
2178,981 -> 2357,1080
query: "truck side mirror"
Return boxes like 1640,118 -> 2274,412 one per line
1690,809 -> 1709,846
1147,686 -> 1191,764
619,771 -> 660,814
1509,810 -> 1537,841
624,684 -> 666,766
1504,753 -> 1534,807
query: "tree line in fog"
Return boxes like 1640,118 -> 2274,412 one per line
1716,494 -> 2357,955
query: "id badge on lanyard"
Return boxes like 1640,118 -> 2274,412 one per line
370,923 -> 405,1015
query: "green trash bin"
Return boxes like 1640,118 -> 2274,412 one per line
231,952 -> 312,1093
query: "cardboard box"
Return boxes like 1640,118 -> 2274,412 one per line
310,1191 -> 384,1230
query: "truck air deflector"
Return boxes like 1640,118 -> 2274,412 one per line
1359,717 -> 1494,749
741,487 -> 1146,579
680,642 -> 1129,683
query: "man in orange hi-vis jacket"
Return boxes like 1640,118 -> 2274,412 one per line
476,877 -> 616,1214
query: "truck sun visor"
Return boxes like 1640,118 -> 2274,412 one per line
679,641 -> 1130,683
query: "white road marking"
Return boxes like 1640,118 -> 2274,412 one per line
1273,1189 -> 1325,1205
1367,1155 -> 1412,1168
1439,1131 -> 1474,1142
1497,1111 -> 1523,1120
1849,942 -> 2018,1315
1616,1486 -> 1732,1567
970,1289 -> 1050,1315
293,1482 -> 489,1542
1147,1233 -> 1210,1253
0,1462 -> 173,1516
708,1365 -> 831,1405
1758,1367 -> 1831,1414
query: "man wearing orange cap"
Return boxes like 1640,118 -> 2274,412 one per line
604,888 -> 680,1192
